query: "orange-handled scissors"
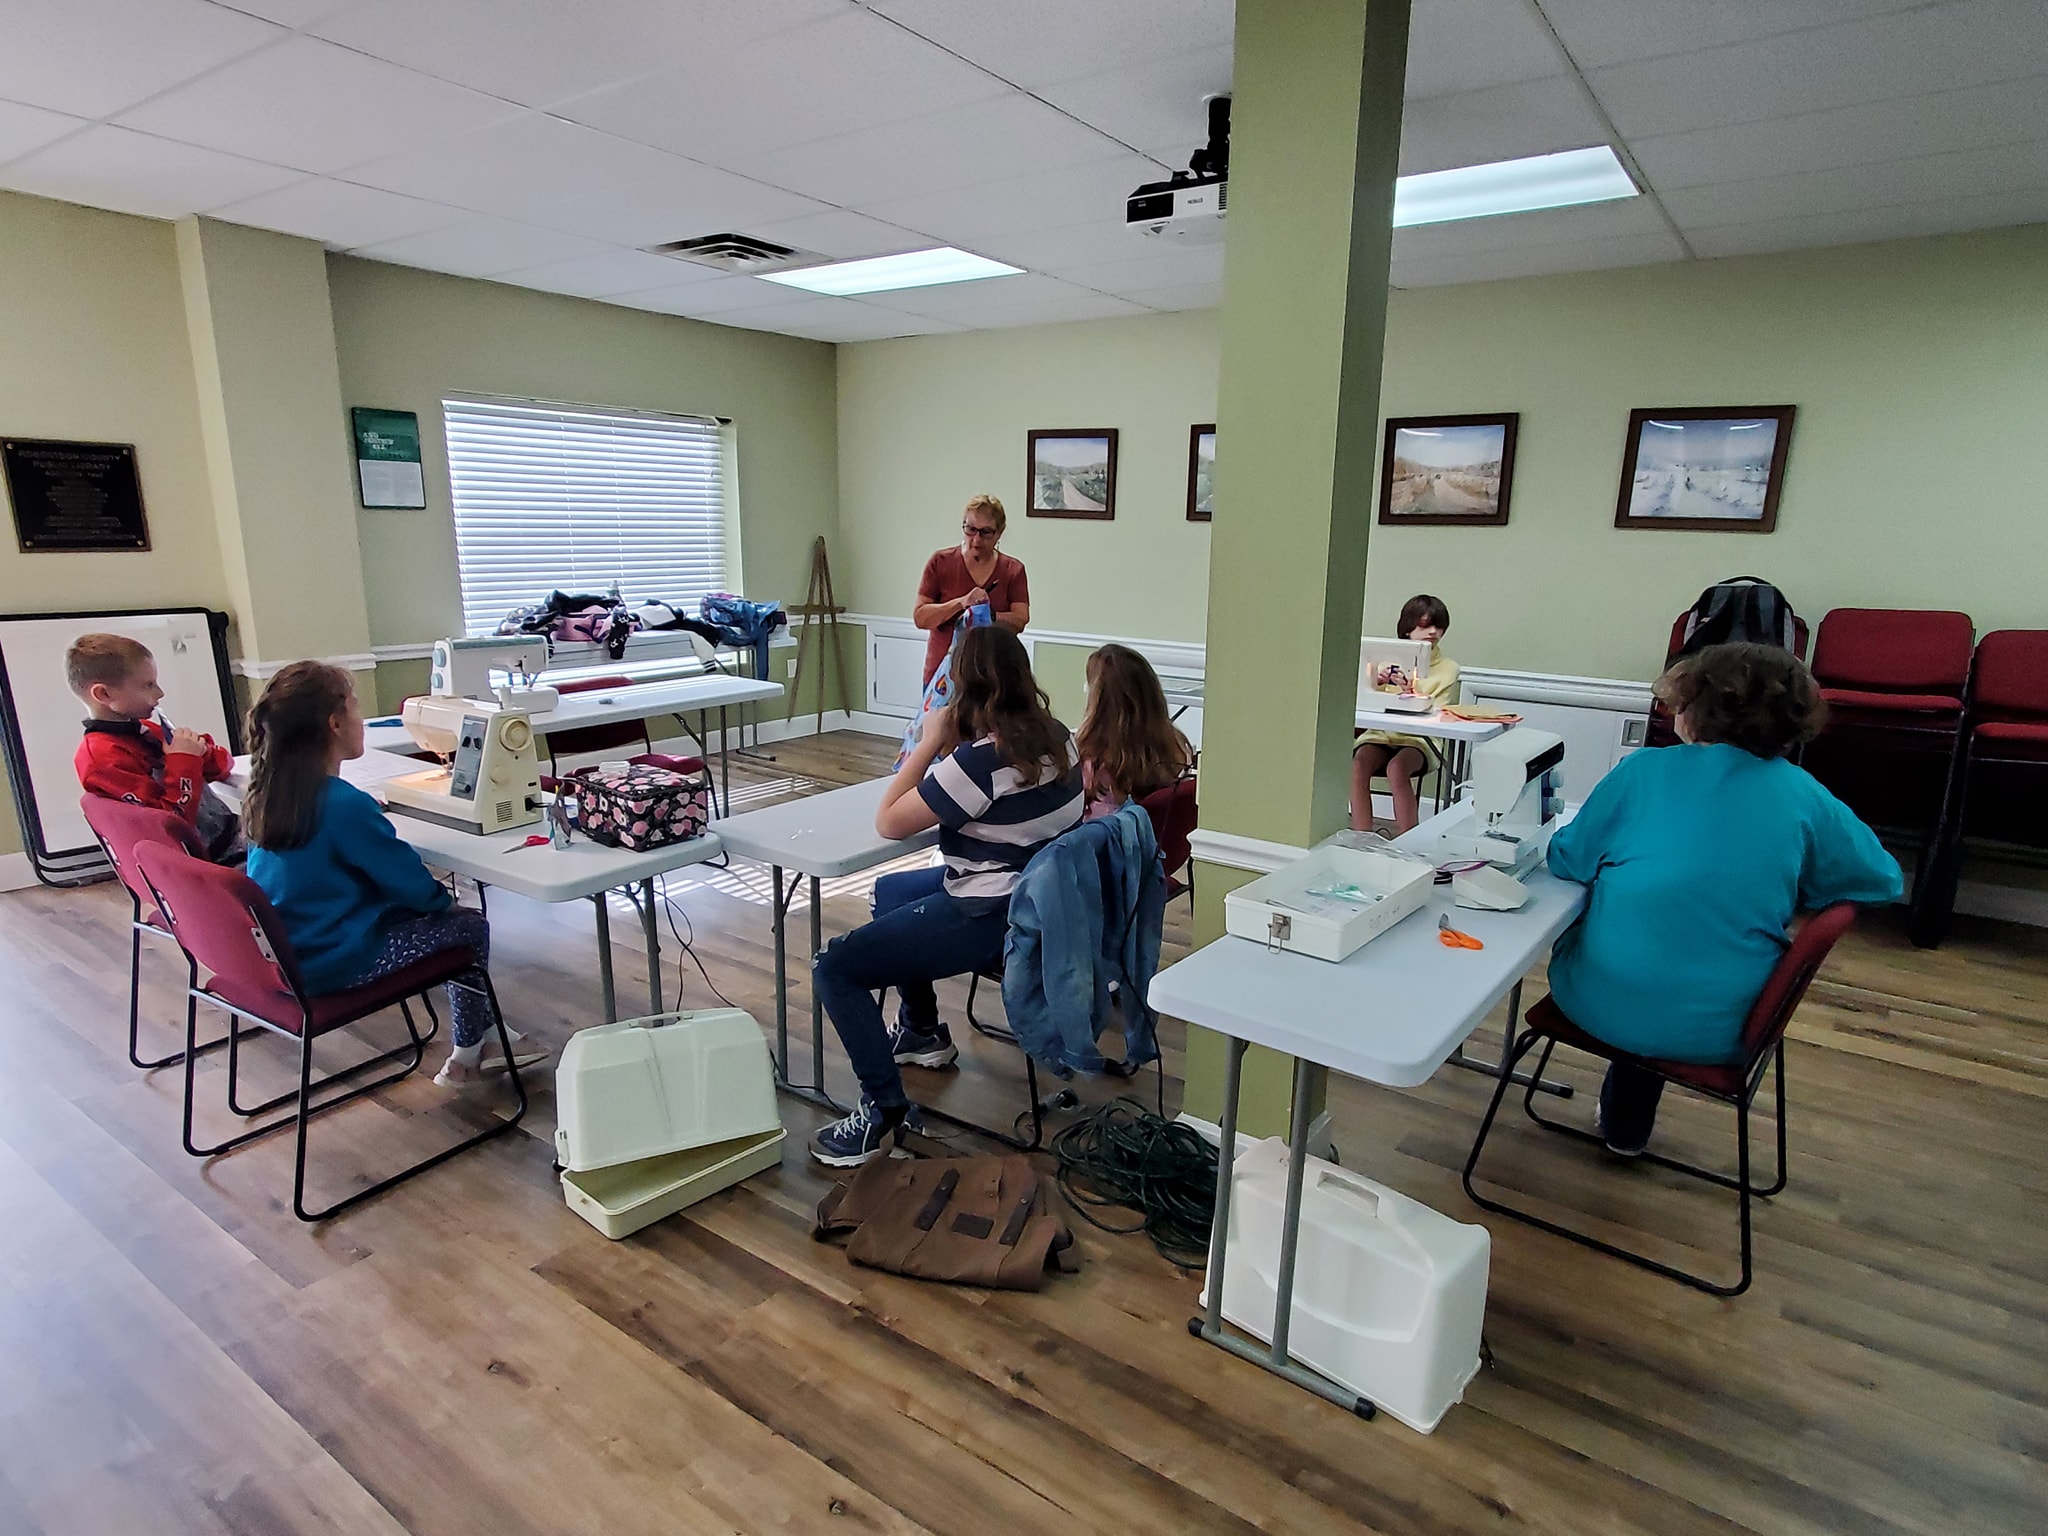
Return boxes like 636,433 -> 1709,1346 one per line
1438,914 -> 1484,950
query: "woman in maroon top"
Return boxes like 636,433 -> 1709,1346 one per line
913,493 -> 1031,686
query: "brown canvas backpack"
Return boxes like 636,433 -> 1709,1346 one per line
813,1154 -> 1080,1290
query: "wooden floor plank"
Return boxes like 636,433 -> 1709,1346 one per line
0,729 -> 2041,1535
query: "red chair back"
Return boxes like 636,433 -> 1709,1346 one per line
1137,776 -> 1197,881
1811,609 -> 1973,697
80,795 -> 208,917
546,673 -> 654,758
133,842 -> 309,1032
1736,903 -> 1856,1065
1971,630 -> 2048,724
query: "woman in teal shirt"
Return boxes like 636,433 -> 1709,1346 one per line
1545,644 -> 1902,1154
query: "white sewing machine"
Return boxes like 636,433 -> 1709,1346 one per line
430,635 -> 550,701
386,696 -> 545,834
1441,728 -> 1566,877
1357,636 -> 1432,710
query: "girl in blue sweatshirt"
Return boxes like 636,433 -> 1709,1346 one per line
243,662 -> 546,1087
1545,643 -> 1901,1154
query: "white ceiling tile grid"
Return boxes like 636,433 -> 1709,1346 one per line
0,0 -> 2038,339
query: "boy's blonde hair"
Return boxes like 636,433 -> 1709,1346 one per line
66,634 -> 153,698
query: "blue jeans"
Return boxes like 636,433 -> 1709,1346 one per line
811,866 -> 1009,1109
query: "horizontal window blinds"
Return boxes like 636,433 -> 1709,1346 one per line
443,397 -> 727,637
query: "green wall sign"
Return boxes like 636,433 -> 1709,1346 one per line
351,407 -> 425,509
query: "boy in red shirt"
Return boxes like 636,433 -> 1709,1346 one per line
69,633 -> 238,854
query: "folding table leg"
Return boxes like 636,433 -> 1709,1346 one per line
639,878 -> 662,1014
1445,981 -> 1572,1096
593,894 -> 617,1022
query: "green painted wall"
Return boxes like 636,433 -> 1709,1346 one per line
836,311 -> 1217,641
326,255 -> 842,652
837,223 -> 2048,685
1032,641 -> 1094,728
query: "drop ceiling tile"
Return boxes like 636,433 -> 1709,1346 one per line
608,273 -> 801,316
341,113 -> 695,221
313,0 -> 840,107
759,311 -> 970,343
1118,278 -> 1224,313
554,9 -> 1011,166
0,98 -> 87,165
1684,186 -> 2048,258
1404,0 -> 1566,102
946,291 -> 1154,330
493,247 -> 722,299
0,0 -> 282,120
1587,0 -> 2048,140
1392,194 -> 1670,260
118,35 -> 522,175
1025,43 -> 1231,155
526,161 -> 827,249
0,124 -> 302,220
736,93 -> 1127,209
864,0 -> 1234,90
1541,0 -> 1943,72
1633,74 -> 2048,191
216,1 -> 359,24
733,207 -> 939,260
1397,76 -> 1610,177
351,217 -> 615,278
699,293 -> 893,334
975,217 -> 1167,273
862,153 -> 1167,245
1390,230 -> 1687,288
1662,136 -> 2048,230
208,175 -> 461,246
1038,241 -> 1225,295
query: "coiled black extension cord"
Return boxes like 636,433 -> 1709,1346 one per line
1050,1098 -> 1218,1269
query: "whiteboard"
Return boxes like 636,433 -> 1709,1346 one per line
0,608 -> 237,882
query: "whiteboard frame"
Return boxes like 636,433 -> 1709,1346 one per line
0,606 -> 237,885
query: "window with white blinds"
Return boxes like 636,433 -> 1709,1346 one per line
443,396 -> 728,637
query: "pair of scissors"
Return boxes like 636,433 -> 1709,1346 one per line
505,833 -> 552,853
1438,914 -> 1484,950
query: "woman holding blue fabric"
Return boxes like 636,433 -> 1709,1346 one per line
1545,644 -> 1901,1155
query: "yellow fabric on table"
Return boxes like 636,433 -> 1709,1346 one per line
1355,645 -> 1460,756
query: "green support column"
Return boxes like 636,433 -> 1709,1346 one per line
1180,0 -> 1411,1133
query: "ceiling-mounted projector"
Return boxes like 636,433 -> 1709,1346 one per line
1129,94 -> 1228,243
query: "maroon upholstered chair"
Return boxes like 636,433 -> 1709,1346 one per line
1464,903 -> 1858,1297
1917,630 -> 2048,943
1138,774 -> 1199,907
544,674 -> 656,774
79,795 -> 242,1071
1803,608 -> 1973,944
134,845 -> 525,1223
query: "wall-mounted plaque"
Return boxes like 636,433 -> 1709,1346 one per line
3,439 -> 151,553
351,407 -> 427,509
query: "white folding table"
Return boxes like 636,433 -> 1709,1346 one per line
1147,801 -> 1586,1416
525,673 -> 783,816
712,777 -> 938,1106
223,751 -> 723,1022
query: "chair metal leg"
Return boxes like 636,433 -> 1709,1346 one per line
128,913 -> 240,1072
227,990 -> 441,1118
1462,1027 -> 1766,1297
293,973 -> 528,1223
964,970 -> 1018,1044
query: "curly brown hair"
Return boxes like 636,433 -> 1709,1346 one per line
1655,643 -> 1826,760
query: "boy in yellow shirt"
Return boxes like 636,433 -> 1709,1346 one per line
1350,594 -> 1459,834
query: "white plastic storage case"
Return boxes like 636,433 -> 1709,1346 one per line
555,1007 -> 781,1173
1202,1139 -> 1490,1433
1224,844 -> 1432,962
561,1132 -> 785,1240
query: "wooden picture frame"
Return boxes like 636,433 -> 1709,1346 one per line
1027,429 -> 1118,520
1377,414 -> 1518,527
1614,405 -> 1796,533
1186,424 -> 1215,521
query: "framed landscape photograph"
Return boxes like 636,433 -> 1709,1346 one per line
1027,429 -> 1118,520
1615,405 -> 1796,532
1377,413 -> 1518,526
1187,424 -> 1215,521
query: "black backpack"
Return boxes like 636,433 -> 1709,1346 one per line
1672,577 -> 1798,660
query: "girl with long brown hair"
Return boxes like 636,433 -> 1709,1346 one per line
809,626 -> 1082,1165
242,662 -> 546,1087
1076,644 -> 1192,819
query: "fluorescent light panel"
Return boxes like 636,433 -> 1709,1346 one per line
761,246 -> 1021,296
1394,145 -> 1637,229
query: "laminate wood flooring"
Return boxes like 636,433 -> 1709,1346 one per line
0,729 -> 2041,1535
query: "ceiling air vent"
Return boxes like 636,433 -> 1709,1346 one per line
643,233 -> 820,273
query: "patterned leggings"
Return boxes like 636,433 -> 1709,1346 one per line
342,908 -> 495,1048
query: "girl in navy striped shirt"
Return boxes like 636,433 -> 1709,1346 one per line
810,627 -> 1082,1165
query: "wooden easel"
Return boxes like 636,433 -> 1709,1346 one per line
787,536 -> 853,737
